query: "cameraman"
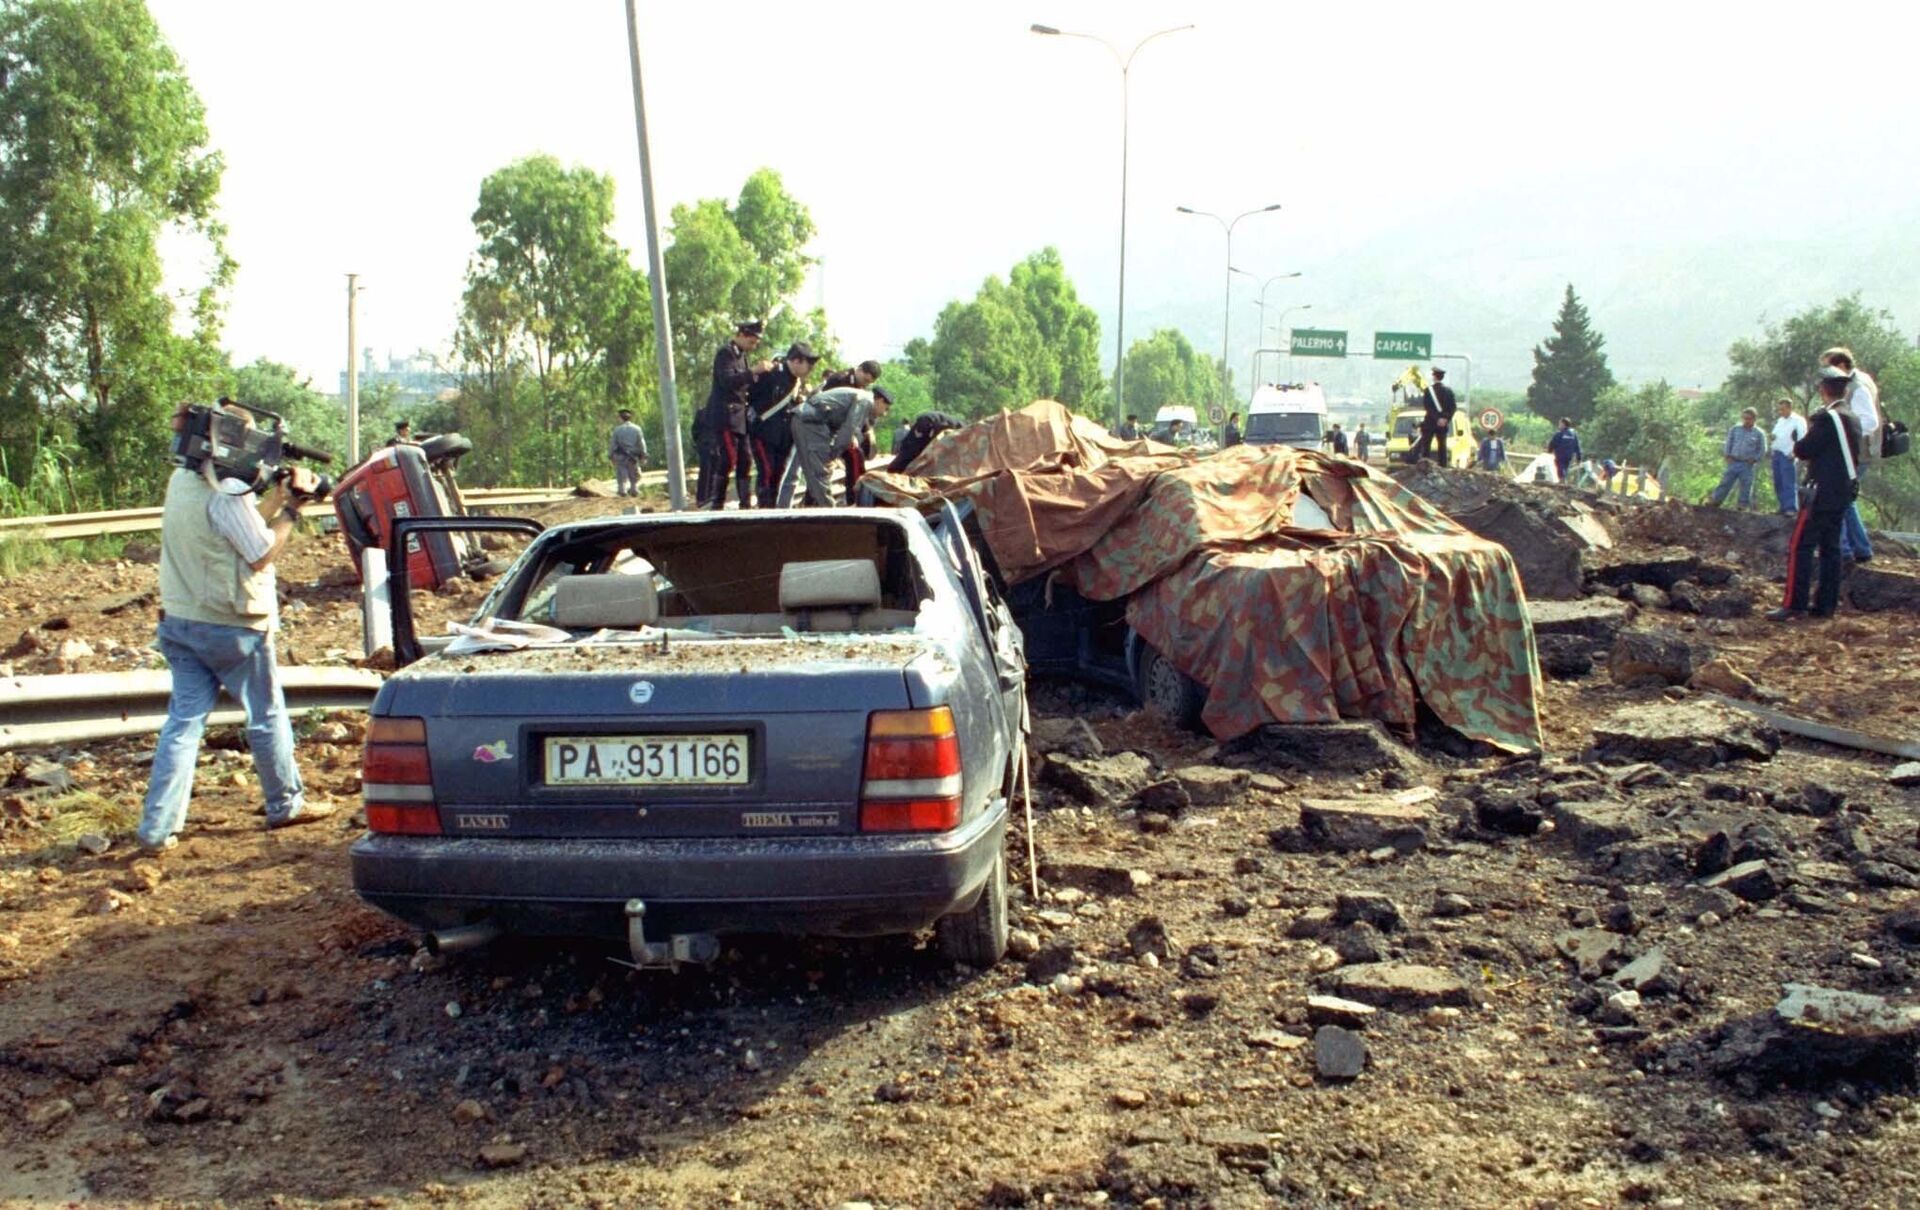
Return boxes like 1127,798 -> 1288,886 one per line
136,403 -> 335,852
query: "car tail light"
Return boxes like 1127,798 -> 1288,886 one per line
363,715 -> 440,836
861,707 -> 961,832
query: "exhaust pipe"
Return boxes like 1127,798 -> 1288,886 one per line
424,920 -> 501,956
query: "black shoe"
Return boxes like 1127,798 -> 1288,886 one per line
1808,609 -> 1835,619
1764,607 -> 1806,622
1854,555 -> 1873,566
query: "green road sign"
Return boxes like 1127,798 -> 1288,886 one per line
1373,331 -> 1432,360
1290,328 -> 1348,358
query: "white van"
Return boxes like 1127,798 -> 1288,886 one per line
1244,383 -> 1328,450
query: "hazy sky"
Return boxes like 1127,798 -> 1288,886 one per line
148,0 -> 1917,395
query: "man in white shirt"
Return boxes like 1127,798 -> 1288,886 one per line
1769,397 -> 1807,515
138,404 -> 335,852
1822,348 -> 1878,563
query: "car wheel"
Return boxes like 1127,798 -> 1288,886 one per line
936,849 -> 1008,968
1136,642 -> 1206,728
419,432 -> 473,464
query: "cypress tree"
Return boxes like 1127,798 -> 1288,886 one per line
1526,285 -> 1615,425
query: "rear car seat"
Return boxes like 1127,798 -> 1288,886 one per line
552,574 -> 660,629
778,559 -> 918,633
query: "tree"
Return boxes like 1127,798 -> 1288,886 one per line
0,0 -> 232,506
1526,285 -> 1614,426
452,155 -> 650,485
663,169 -> 829,428
1723,294 -> 1911,411
1719,295 -> 1918,527
1585,380 -> 1708,487
232,359 -> 347,463
920,249 -> 1105,419
1121,328 -> 1223,420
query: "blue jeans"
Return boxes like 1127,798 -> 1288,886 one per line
1710,461 -> 1756,508
1841,503 -> 1873,561
139,615 -> 305,847
1770,451 -> 1798,514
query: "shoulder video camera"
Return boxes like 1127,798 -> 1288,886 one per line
170,400 -> 336,501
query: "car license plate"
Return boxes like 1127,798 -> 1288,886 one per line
544,735 -> 749,787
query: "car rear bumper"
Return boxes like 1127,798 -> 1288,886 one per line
349,799 -> 1008,939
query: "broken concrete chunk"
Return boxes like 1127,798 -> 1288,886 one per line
1028,717 -> 1104,760
1888,762 -> 1920,788
1535,634 -> 1596,679
1548,801 -> 1641,855
1626,584 -> 1670,610
1320,962 -> 1479,1009
1713,984 -> 1920,1088
1589,548 -> 1701,591
1298,797 -> 1430,854
1222,721 -> 1421,777
1126,779 -> 1191,816
1609,629 -> 1695,688
1042,751 -> 1153,805
1527,597 -> 1635,644
1700,860 -> 1785,902
1306,995 -> 1379,1029
1555,928 -> 1637,981
1171,765 -> 1250,806
1314,1025 -> 1369,1080
1333,892 -> 1403,932
1590,699 -> 1780,768
1607,947 -> 1672,995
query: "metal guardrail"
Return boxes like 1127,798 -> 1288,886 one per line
0,479 -> 653,542
0,668 -> 386,751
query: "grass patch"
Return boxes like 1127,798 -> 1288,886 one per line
41,790 -> 141,843
0,533 -> 132,577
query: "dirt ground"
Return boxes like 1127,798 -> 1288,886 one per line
4,489 -> 1920,1207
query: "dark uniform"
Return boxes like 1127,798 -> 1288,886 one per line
1221,415 -> 1242,447
1329,427 -> 1349,455
748,358 -> 809,508
821,369 -> 871,504
1409,378 -> 1458,464
888,411 -> 964,473
701,338 -> 757,509
1781,402 -> 1863,618
792,387 -> 877,507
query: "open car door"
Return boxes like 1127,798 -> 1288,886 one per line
386,516 -> 544,668
931,501 -> 1027,750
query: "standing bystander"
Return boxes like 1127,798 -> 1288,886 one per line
608,408 -> 647,497
138,404 -> 335,851
1823,348 -> 1879,564
1769,396 -> 1806,515
1708,408 -> 1767,509
1547,417 -> 1582,482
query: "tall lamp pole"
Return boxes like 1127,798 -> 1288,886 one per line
1177,203 -> 1282,406
623,0 -> 687,509
1032,21 -> 1193,427
1253,271 -> 1303,346
1276,303 -> 1312,381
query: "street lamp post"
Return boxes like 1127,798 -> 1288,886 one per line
1032,21 -> 1193,427
1276,303 -> 1312,381
1177,203 -> 1282,407
1253,271 -> 1303,347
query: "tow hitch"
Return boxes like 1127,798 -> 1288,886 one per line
619,898 -> 721,971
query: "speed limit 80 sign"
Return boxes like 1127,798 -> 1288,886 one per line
1477,407 -> 1503,432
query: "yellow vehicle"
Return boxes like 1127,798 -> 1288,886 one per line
1380,366 -> 1472,468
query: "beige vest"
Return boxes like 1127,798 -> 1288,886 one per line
157,469 -> 278,631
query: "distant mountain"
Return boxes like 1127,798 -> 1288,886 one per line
1118,195 -> 1920,400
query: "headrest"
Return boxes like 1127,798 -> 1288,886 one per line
552,574 -> 659,629
780,559 -> 882,612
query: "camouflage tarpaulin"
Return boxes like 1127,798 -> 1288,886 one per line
865,401 -> 1542,752
864,401 -> 1186,584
